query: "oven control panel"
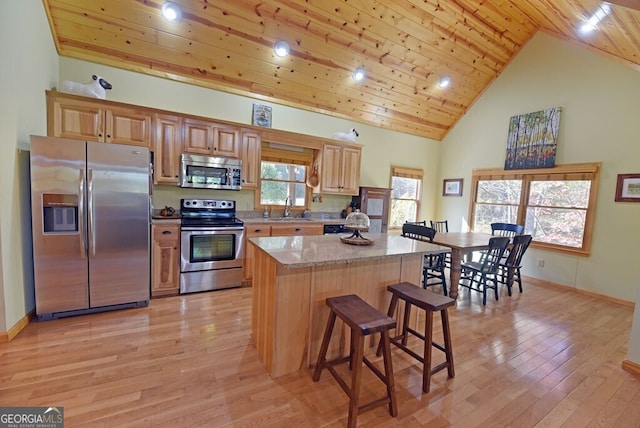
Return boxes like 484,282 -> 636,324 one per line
181,199 -> 235,210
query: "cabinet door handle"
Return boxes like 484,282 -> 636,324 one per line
295,228 -> 301,232
162,230 -> 173,235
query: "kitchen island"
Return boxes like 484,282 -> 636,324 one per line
249,233 -> 450,378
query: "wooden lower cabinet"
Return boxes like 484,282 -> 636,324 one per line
243,225 -> 272,284
151,224 -> 180,297
243,222 -> 324,285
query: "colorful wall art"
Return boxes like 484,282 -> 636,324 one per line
504,107 -> 561,170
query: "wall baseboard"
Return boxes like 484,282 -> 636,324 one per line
0,311 -> 33,343
622,359 -> 640,376
524,276 -> 635,307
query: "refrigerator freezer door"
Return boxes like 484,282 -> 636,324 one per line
87,142 -> 150,307
30,136 -> 89,314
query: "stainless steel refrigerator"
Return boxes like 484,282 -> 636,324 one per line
30,135 -> 151,319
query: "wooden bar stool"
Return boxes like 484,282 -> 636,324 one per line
313,294 -> 398,428
377,282 -> 455,393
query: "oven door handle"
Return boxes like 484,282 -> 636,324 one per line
180,226 -> 245,232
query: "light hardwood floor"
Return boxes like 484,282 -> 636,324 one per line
1,282 -> 639,427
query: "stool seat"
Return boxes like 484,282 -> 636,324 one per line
328,294 -> 397,335
313,294 -> 398,428
389,282 -> 455,311
378,282 -> 455,393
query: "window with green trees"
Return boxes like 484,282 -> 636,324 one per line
257,143 -> 313,211
470,163 -> 600,255
260,161 -> 307,207
389,166 -> 423,228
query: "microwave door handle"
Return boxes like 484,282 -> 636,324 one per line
87,168 -> 96,257
78,169 -> 87,259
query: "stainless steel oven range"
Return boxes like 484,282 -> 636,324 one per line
180,198 -> 244,294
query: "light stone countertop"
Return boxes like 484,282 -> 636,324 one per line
240,217 -> 345,225
249,233 -> 451,269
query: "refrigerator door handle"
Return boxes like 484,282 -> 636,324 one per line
78,168 -> 87,259
87,168 -> 96,257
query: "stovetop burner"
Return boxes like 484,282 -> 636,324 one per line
180,198 -> 243,228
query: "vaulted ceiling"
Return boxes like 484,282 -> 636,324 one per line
43,0 -> 640,141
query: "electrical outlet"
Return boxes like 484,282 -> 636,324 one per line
536,258 -> 544,267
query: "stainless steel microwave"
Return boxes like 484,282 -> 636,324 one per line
179,154 -> 242,190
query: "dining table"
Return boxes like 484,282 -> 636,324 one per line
430,232 -> 494,300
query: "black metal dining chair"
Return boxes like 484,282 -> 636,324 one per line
498,234 -> 532,295
430,220 -> 450,267
430,220 -> 449,233
489,222 -> 524,262
490,222 -> 524,237
401,223 -> 449,296
459,237 -> 510,305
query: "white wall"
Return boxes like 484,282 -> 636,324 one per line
439,32 -> 640,302
0,1 -> 58,331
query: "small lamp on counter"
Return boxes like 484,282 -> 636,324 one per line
340,209 -> 374,245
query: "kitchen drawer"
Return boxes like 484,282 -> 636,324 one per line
246,225 -> 272,237
270,224 -> 324,236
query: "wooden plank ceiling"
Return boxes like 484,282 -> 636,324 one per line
42,0 -> 640,141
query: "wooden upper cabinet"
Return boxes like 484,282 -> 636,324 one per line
50,96 -> 105,141
183,118 -> 240,158
240,129 -> 261,188
106,108 -> 152,147
154,114 -> 182,185
320,143 -> 361,195
182,117 -> 212,155
47,91 -> 152,147
214,124 -> 241,157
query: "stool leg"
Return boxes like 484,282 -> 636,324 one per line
380,329 -> 398,417
347,332 -> 365,428
376,294 -> 399,357
313,311 -> 337,382
401,302 -> 412,346
422,309 -> 434,393
441,309 -> 455,378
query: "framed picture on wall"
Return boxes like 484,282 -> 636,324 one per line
252,104 -> 272,128
615,173 -> 640,202
443,178 -> 463,197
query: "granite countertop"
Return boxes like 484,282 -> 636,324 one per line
241,217 -> 345,225
249,233 -> 450,269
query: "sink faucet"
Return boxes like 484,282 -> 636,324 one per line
284,197 -> 292,217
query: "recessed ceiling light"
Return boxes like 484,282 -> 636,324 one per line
438,77 -> 451,88
162,2 -> 182,23
352,68 -> 366,82
274,41 -> 290,57
579,4 -> 611,34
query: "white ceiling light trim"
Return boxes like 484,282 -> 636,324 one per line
352,68 -> 366,82
274,41 -> 290,57
438,77 -> 451,88
580,3 -> 611,34
162,2 -> 182,23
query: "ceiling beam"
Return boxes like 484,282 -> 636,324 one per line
606,0 -> 640,12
